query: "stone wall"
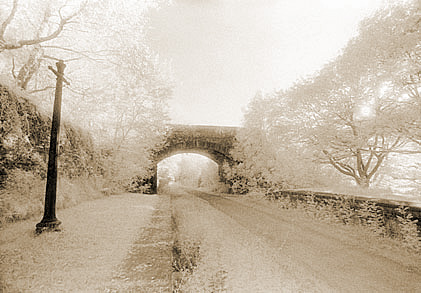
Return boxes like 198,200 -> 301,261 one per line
154,124 -> 238,164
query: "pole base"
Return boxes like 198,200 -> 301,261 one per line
35,219 -> 62,234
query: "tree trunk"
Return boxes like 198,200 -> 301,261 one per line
356,177 -> 370,188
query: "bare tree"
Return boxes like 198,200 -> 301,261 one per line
0,0 -> 86,52
0,0 -> 87,89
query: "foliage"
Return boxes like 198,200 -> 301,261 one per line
125,173 -> 154,194
59,123 -> 103,178
0,0 -> 173,192
172,239 -> 201,274
296,1 -> 420,187
224,93 -> 344,194
1,83 -> 49,183
198,160 -> 219,189
171,193 -> 232,292
175,156 -> 204,187
66,8 -> 172,190
231,1 -> 421,189
357,200 -> 386,235
0,169 -> 44,225
0,0 -> 88,90
0,81 -> 109,225
0,83 -> 105,183
0,168 -> 105,227
97,56 -> 171,189
395,206 -> 420,250
157,154 -> 220,191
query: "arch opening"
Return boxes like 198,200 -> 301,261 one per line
157,153 -> 219,193
147,124 -> 238,193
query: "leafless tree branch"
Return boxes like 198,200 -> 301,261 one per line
0,0 -> 18,42
11,57 -> 16,79
41,45 -> 110,63
28,86 -> 55,94
0,1 -> 87,52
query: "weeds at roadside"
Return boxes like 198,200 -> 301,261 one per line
394,206 -> 420,250
171,194 -> 230,292
208,269 -> 228,292
172,239 -> 201,273
171,209 -> 203,292
0,169 -> 106,227
333,197 -> 358,225
272,193 -> 421,252
356,200 -> 386,236
172,238 -> 202,292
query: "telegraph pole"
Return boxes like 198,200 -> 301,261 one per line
36,60 -> 67,234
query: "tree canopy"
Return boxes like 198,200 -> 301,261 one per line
230,0 -> 421,191
0,0 -> 173,188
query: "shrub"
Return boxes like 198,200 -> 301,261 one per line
394,206 -> 420,250
357,201 -> 385,236
0,169 -> 44,226
271,191 -> 421,251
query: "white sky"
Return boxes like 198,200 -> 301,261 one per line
146,0 -> 386,126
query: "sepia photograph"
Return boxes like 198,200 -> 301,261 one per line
0,0 -> 420,291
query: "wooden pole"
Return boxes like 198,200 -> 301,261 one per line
36,60 -> 66,234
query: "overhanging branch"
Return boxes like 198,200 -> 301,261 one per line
0,0 -> 18,42
0,1 -> 87,52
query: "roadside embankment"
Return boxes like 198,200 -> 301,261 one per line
1,82 -> 106,227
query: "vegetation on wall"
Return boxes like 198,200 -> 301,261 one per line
0,0 -> 173,224
0,82 -> 106,225
0,83 -> 104,184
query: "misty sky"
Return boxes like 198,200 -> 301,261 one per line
146,0 -> 385,126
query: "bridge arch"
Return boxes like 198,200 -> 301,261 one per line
150,124 -> 238,193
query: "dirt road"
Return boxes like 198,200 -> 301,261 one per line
187,189 -> 421,292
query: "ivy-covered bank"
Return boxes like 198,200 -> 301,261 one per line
0,83 -> 106,226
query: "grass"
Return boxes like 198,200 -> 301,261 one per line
171,199 -> 203,292
0,193 -> 161,292
0,169 -> 106,227
170,191 -> 230,292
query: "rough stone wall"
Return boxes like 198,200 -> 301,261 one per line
154,124 -> 238,164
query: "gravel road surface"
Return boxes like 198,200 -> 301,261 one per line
187,189 -> 421,292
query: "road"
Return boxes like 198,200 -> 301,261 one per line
185,189 -> 421,292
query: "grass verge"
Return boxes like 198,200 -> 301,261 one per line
0,193 -> 159,292
0,169 -> 106,227
263,191 -> 421,251
171,192 -> 229,292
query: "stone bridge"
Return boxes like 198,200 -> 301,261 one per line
150,124 -> 239,193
